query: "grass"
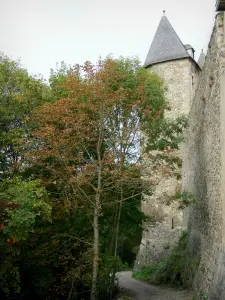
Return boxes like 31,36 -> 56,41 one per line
133,264 -> 159,281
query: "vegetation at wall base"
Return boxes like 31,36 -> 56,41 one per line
192,291 -> 208,300
133,231 -> 199,288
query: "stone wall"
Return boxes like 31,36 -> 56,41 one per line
182,12 -> 225,299
134,150 -> 185,271
134,51 -> 200,271
151,58 -> 199,119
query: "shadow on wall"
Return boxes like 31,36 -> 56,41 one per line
209,247 -> 225,299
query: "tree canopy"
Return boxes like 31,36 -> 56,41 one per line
0,54 -> 175,300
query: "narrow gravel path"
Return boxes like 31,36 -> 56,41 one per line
117,271 -> 192,300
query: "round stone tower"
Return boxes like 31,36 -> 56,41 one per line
135,13 -> 204,270
144,13 -> 201,119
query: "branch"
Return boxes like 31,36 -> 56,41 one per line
67,278 -> 74,300
102,191 -> 143,206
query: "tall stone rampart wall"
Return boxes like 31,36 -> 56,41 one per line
182,12 -> 225,299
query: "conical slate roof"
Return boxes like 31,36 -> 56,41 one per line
144,16 -> 190,67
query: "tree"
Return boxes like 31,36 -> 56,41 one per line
28,56 -> 166,299
0,52 -> 51,179
0,53 -> 52,298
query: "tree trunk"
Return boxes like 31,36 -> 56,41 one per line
91,191 -> 100,300
113,186 -> 123,257
114,150 -> 125,257
110,158 -> 124,299
91,107 -> 103,300
108,203 -> 118,256
108,203 -> 119,300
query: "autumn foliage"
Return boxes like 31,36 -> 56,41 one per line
0,55 -> 167,300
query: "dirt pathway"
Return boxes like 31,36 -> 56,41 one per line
117,271 -> 192,300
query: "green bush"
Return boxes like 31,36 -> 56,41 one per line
133,264 -> 159,281
133,231 -> 198,288
192,291 -> 208,300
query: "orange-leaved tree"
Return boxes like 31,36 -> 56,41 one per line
27,57 -> 166,299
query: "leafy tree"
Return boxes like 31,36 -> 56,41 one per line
27,56 -> 166,299
0,53 -> 50,179
0,177 -> 51,298
0,53 -> 51,298
0,54 -> 186,300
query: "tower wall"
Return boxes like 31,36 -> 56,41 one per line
134,58 -> 200,270
135,150 -> 185,269
150,58 -> 199,119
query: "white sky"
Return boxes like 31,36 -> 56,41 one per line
0,0 -> 216,80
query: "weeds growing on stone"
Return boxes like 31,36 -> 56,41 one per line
192,291 -> 208,300
133,231 -> 193,287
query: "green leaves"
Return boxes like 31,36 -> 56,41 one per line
1,178 -> 51,241
172,191 -> 198,209
0,53 -> 50,179
143,115 -> 188,152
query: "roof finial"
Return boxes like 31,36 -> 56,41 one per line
163,10 -> 166,16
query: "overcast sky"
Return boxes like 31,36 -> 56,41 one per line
0,0 -> 216,79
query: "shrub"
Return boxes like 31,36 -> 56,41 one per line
133,231 -> 198,288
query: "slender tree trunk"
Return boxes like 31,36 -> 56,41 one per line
91,107 -> 103,300
110,153 -> 125,299
113,148 -> 125,257
109,203 -> 119,300
113,185 -> 123,257
91,170 -> 101,300
108,203 -> 118,256
91,190 -> 100,300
